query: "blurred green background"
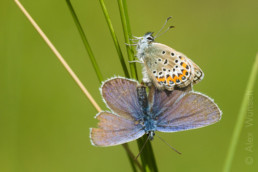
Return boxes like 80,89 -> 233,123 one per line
0,0 -> 257,171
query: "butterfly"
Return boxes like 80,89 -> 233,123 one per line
135,32 -> 204,91
132,18 -> 204,91
90,77 -> 221,146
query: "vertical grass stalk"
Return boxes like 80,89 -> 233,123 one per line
121,0 -> 138,79
117,0 -> 138,80
117,0 -> 158,171
99,0 -> 130,78
66,0 -> 103,83
223,54 -> 258,172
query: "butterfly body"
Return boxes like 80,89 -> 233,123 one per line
136,32 -> 204,91
126,84 -> 157,140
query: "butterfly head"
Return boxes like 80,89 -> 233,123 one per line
136,32 -> 155,60
143,32 -> 155,42
147,131 -> 155,140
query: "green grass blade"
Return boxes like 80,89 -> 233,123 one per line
223,53 -> 258,172
117,0 -> 138,80
99,0 -> 130,78
118,0 -> 158,171
123,144 -> 143,172
66,0 -> 103,83
121,0 -> 138,79
137,135 -> 158,172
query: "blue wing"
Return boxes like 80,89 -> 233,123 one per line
152,90 -> 222,132
90,112 -> 145,146
101,77 -> 144,120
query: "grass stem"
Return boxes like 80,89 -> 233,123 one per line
99,0 -> 130,78
66,0 -> 103,83
117,0 -> 138,80
223,53 -> 258,172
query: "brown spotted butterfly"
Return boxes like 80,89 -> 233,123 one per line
133,19 -> 204,91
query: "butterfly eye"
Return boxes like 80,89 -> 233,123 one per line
147,37 -> 153,41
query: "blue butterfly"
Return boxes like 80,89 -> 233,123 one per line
90,77 -> 222,146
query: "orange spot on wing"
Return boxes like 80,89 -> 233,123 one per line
172,75 -> 179,82
166,76 -> 173,84
157,77 -> 165,82
181,62 -> 187,68
178,74 -> 183,80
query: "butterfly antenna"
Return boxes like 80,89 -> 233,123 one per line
155,26 -> 174,39
154,16 -> 172,39
135,135 -> 150,160
156,134 -> 182,155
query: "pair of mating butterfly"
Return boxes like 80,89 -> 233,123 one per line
90,17 -> 221,149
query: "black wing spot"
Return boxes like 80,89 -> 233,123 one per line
164,59 -> 168,64
171,52 -> 175,56
162,51 -> 166,54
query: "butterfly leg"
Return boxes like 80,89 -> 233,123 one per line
125,43 -> 137,46
132,36 -> 142,39
142,66 -> 152,86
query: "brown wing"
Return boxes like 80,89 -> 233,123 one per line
143,43 -> 203,91
186,58 -> 204,84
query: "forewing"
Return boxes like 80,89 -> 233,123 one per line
155,92 -> 222,132
101,77 -> 143,120
144,43 -> 203,90
90,112 -> 145,146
